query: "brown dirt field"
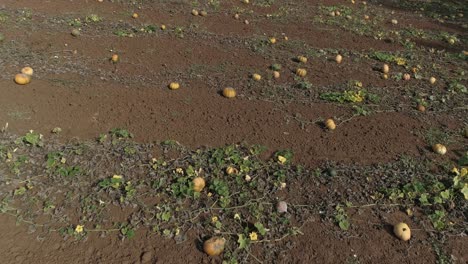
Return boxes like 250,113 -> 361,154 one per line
0,0 -> 467,263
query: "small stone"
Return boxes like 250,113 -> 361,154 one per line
52,127 -> 62,134
277,201 -> 287,213
140,251 -> 152,263
71,29 -> 80,37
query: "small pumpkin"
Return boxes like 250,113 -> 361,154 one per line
161,24 -> 166,30
335,54 -> 343,64
111,54 -> 119,63
200,10 -> 208,17
169,82 -> 180,90
393,222 -> 411,241
417,104 -> 426,112
296,68 -> 307,77
403,73 -> 411,81
432,144 -> 447,155
21,67 -> 34,76
429,77 -> 436,84
297,56 -> 307,63
193,177 -> 206,192
14,73 -> 31,85
252,73 -> 262,81
273,71 -> 280,79
325,119 -> 336,130
234,14 -> 240,19
269,37 -> 276,44
203,237 -> 226,256
222,87 -> 236,98
132,13 -> 138,19
382,64 -> 390,73
226,166 -> 238,175
191,9 -> 199,16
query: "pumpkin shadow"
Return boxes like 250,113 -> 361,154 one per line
290,57 -> 301,63
382,222 -> 396,238
195,236 -> 207,252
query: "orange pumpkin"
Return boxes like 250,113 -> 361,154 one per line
252,73 -> 262,81
169,82 -> 180,90
14,73 -> 31,85
325,119 -> 336,130
296,68 -> 307,77
193,177 -> 206,192
222,87 -> 236,98
203,237 -> 226,256
297,56 -> 307,63
111,54 -> 119,63
21,66 -> 34,76
273,71 -> 280,79
393,222 -> 411,241
382,64 -> 390,73
432,144 -> 447,155
226,166 -> 238,175
335,54 -> 343,64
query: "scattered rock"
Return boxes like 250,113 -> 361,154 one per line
71,29 -> 80,37
140,251 -> 152,263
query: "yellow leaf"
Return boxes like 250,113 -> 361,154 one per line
234,213 -> 241,220
249,232 -> 258,241
277,155 -> 287,164
460,168 -> 467,177
75,225 -> 84,233
395,57 -> 406,65
406,208 -> 413,216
